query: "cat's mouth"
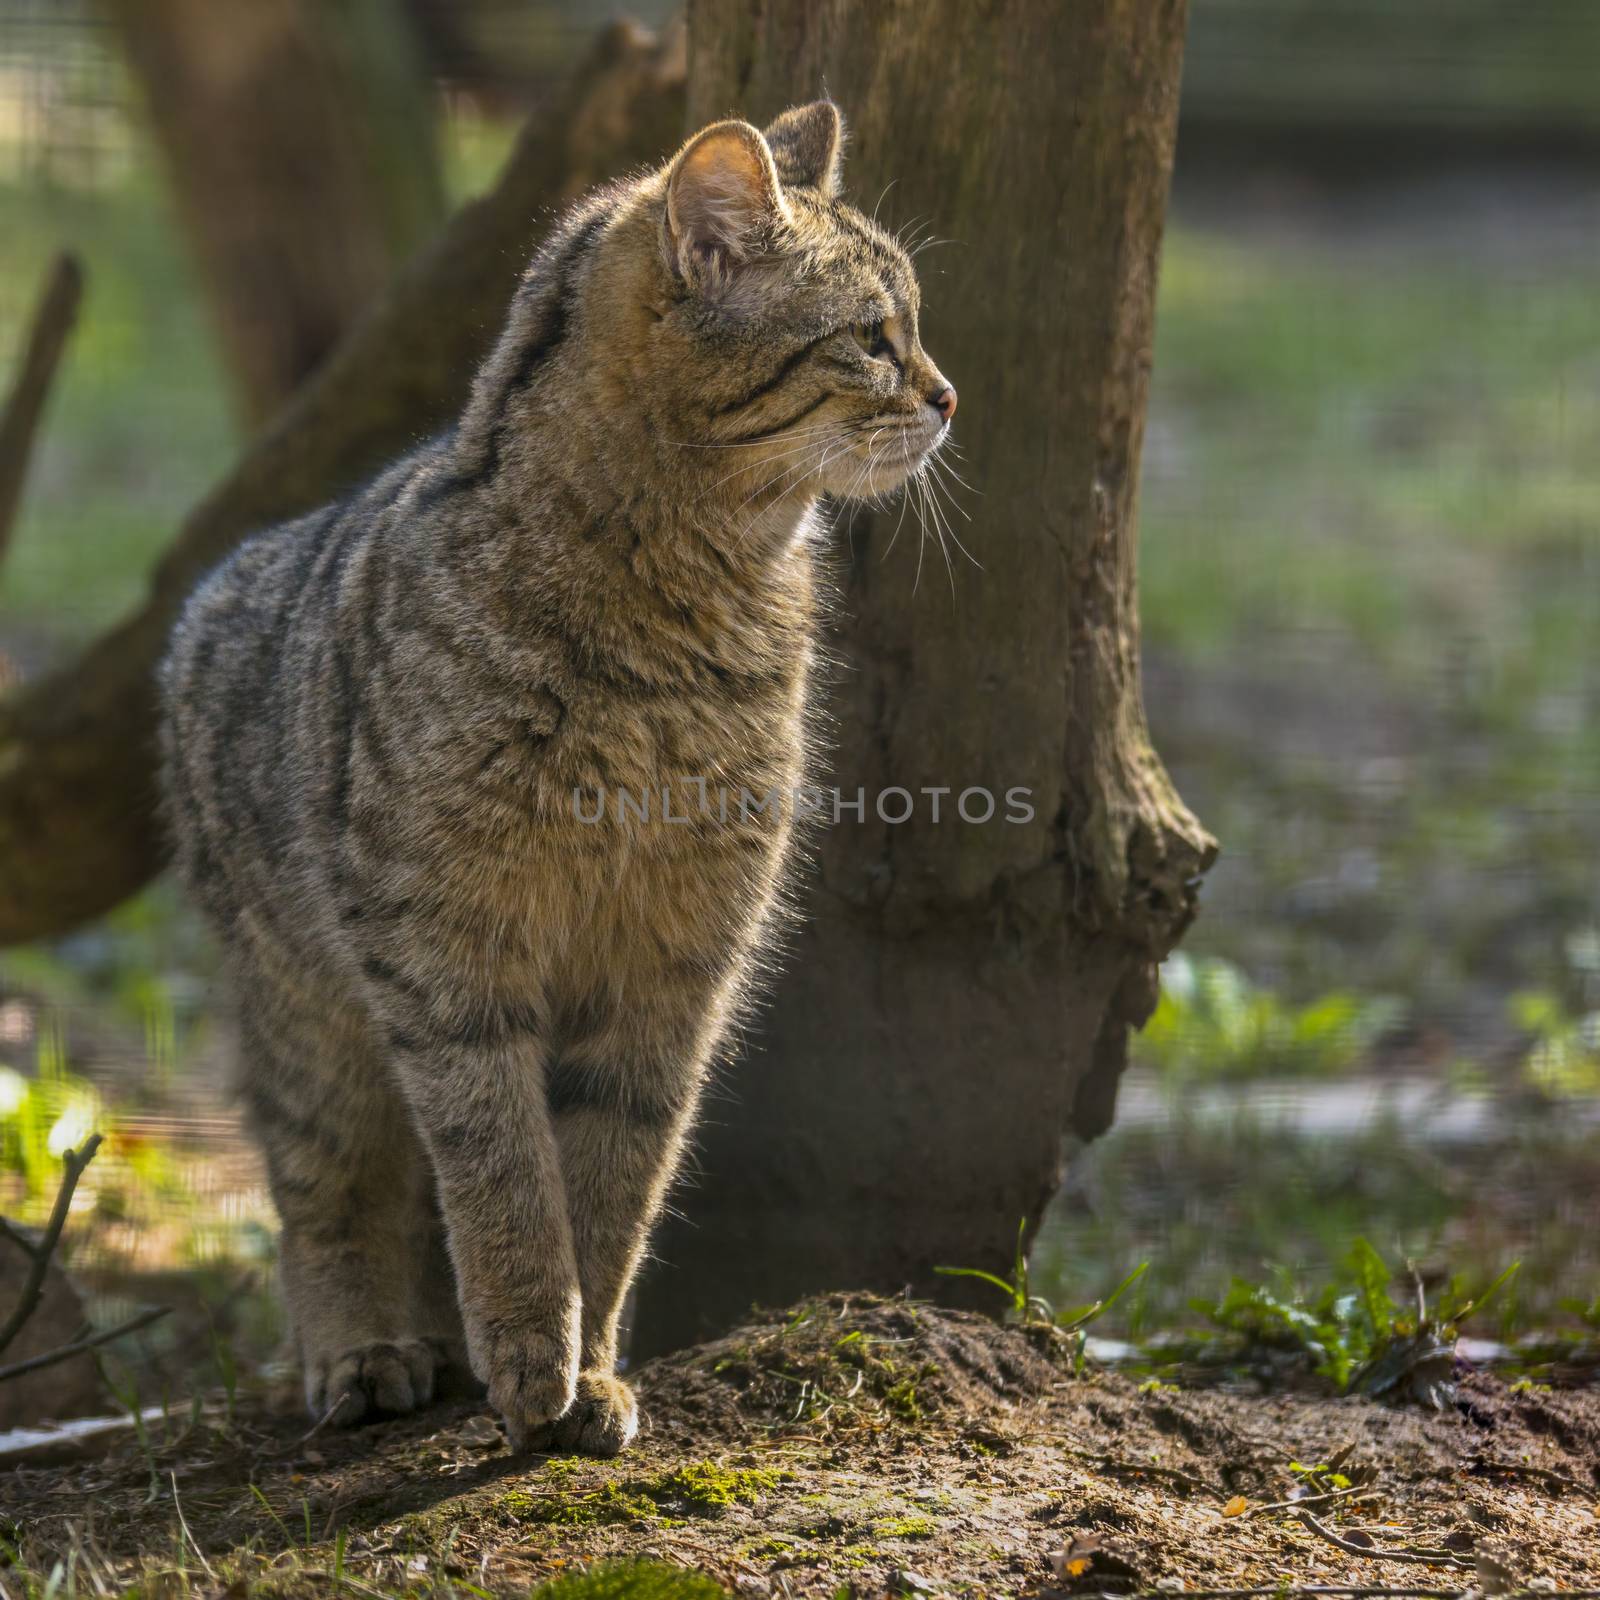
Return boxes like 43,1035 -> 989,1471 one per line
817,414 -> 948,501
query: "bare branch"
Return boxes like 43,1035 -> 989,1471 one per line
0,1132 -> 104,1357
0,1303 -> 171,1385
0,252 -> 83,573
1295,1511 -> 1473,1572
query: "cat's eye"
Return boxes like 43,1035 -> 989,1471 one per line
852,320 -> 895,361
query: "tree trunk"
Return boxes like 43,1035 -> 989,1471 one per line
105,0 -> 447,425
633,0 -> 1215,1356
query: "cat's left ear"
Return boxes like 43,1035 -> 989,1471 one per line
665,119 -> 789,283
762,101 -> 844,197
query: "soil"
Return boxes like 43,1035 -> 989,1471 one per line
3,1294 -> 1597,1597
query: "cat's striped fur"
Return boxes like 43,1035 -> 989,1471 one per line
159,102 -> 955,1454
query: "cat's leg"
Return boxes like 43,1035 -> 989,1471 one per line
235,985 -> 438,1425
531,989 -> 717,1455
413,1191 -> 479,1399
364,958 -> 582,1450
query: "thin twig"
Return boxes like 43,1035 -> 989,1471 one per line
1249,1484 -> 1380,1517
1296,1510 -> 1473,1571
1471,1457 -> 1591,1495
0,1132 -> 104,1357
1137,1590 -> 1470,1599
0,252 -> 83,571
296,1392 -> 352,1446
0,1302 -> 170,1383
169,1470 -> 217,1581
1041,1454 -> 1227,1499
1025,1428 -> 1230,1499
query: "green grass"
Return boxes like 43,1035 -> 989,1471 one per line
1138,221 -> 1600,1018
1145,225 -> 1600,691
1180,1237 -> 1518,1399
1032,1092 -> 1597,1342
532,1566 -> 728,1600
1138,952 -> 1404,1081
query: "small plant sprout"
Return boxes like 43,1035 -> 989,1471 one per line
937,1220 -> 1147,1369
1189,1239 -> 1520,1406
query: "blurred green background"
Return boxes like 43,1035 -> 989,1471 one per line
0,0 -> 1595,1394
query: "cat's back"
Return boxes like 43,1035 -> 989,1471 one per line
158,452 -> 424,933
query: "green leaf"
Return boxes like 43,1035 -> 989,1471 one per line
1347,1237 -> 1396,1335
1060,1261 -> 1150,1332
1451,1261 -> 1520,1326
933,1265 -> 1023,1313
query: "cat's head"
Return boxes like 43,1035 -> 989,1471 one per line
600,102 -> 956,512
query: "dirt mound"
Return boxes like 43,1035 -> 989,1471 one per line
638,1291 -> 1065,1443
3,1294 -> 1597,1596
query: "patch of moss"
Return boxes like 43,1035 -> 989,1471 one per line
644,1462 -> 790,1515
744,1534 -> 802,1559
498,1482 -> 661,1528
873,1514 -> 938,1539
530,1560 -> 729,1598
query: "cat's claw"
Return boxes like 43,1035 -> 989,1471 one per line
308,1339 -> 437,1426
521,1371 -> 639,1457
484,1330 -> 579,1451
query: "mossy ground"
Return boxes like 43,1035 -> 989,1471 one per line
2,1295 -> 1596,1598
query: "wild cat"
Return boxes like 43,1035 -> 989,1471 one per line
159,101 -> 956,1455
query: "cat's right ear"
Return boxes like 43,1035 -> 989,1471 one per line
763,102 -> 844,197
664,120 -> 789,288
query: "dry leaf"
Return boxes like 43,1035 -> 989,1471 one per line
1222,1495 -> 1248,1518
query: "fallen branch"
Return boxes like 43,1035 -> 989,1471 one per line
0,21 -> 685,946
1249,1484 -> 1380,1517
1134,1590 -> 1476,1599
0,1132 -> 104,1357
0,1303 -> 171,1384
1045,1454 -> 1228,1500
1470,1457 -> 1591,1495
0,252 -> 82,572
1295,1510 -> 1474,1572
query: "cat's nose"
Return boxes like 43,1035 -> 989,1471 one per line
930,385 -> 957,422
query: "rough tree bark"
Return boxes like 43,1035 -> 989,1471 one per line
0,22 -> 685,946
104,0 -> 447,424
632,0 -> 1215,1355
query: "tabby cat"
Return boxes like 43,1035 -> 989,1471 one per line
160,101 -> 956,1455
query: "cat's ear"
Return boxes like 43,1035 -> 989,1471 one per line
665,119 -> 789,283
762,101 -> 844,197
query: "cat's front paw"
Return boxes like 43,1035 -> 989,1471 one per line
307,1338 -> 437,1426
479,1324 -> 579,1451
524,1371 -> 639,1457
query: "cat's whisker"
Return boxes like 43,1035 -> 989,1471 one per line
923,460 -> 980,572
838,438 -> 880,540
911,470 -> 932,595
879,466 -> 915,563
912,463 -> 959,603
697,428 -> 844,502
726,452 -> 829,535
924,455 -> 978,539
728,433 -> 851,548
667,420 -> 839,450
929,449 -> 978,495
